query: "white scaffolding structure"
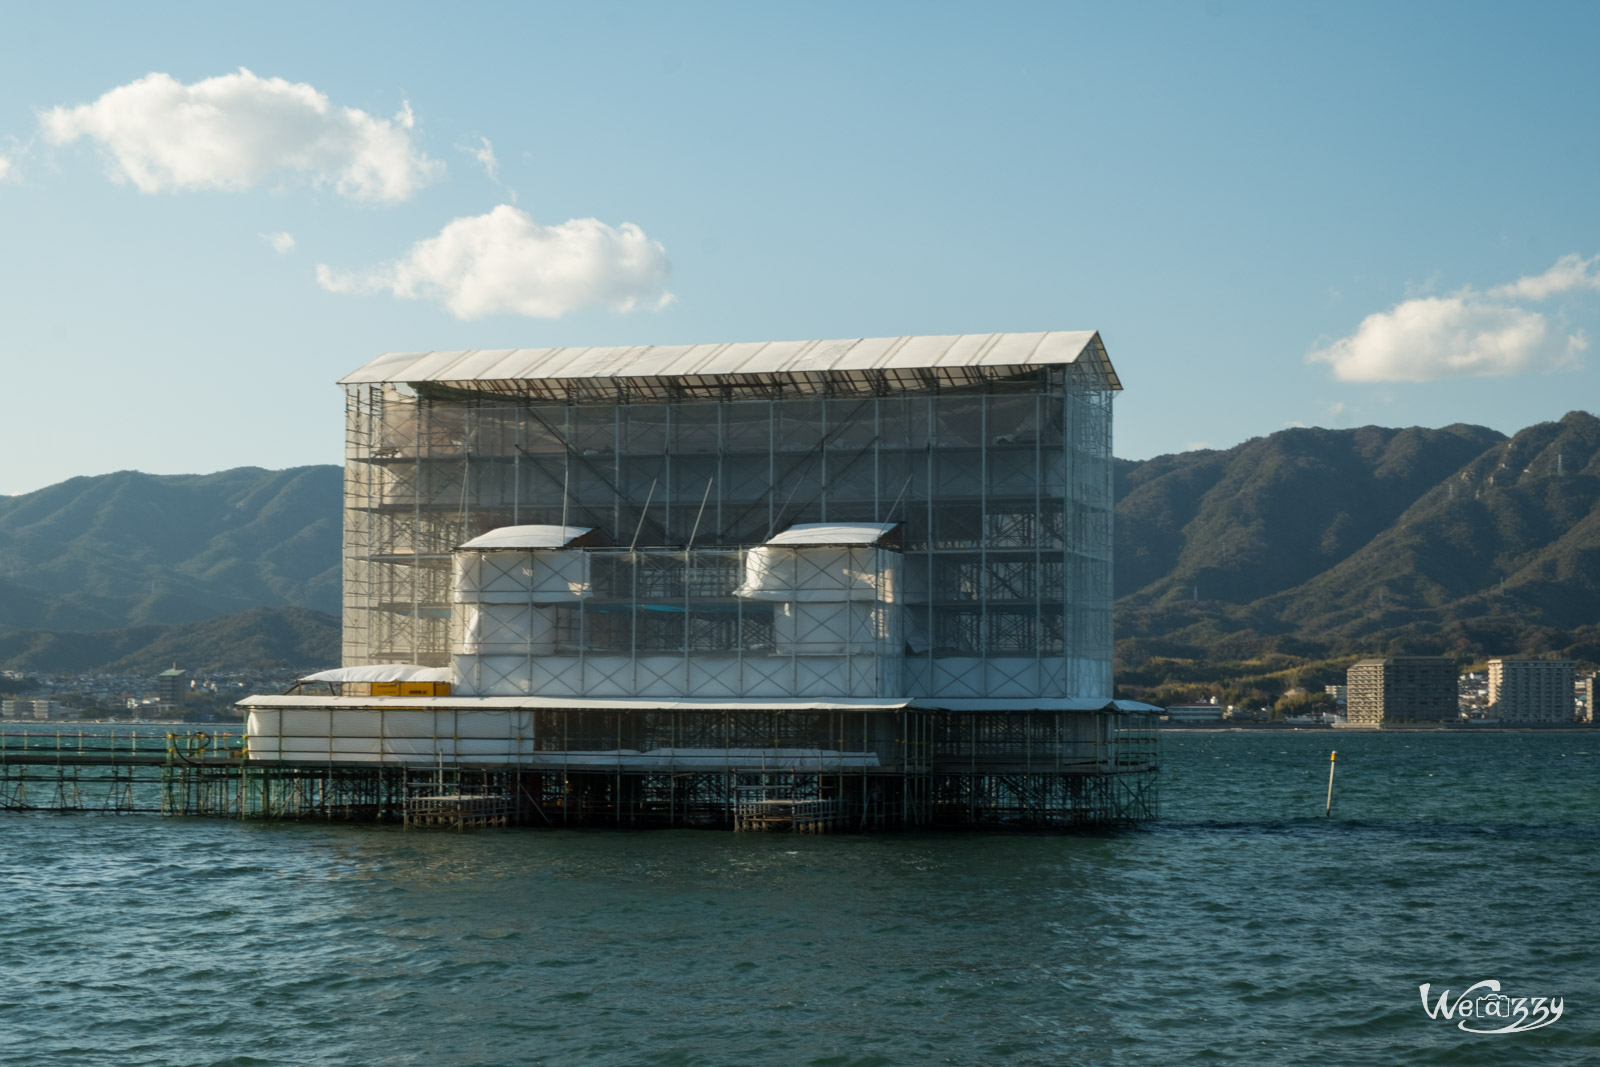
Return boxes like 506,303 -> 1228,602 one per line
283,330 -> 1154,830
339,331 -> 1117,703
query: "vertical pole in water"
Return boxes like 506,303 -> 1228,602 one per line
1325,750 -> 1337,817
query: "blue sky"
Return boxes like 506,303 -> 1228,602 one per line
2,1 -> 1598,494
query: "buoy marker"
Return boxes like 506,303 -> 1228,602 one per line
1325,750 -> 1337,817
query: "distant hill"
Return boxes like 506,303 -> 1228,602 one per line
0,466 -> 341,631
6,416 -> 1600,680
1113,410 -> 1600,696
0,606 -> 338,674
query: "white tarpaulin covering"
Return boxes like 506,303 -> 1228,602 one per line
339,332 -> 1117,390
457,525 -> 592,550
456,604 -> 557,656
241,695 -> 911,711
298,665 -> 452,684
247,707 -> 536,763
736,546 -> 897,602
453,548 -> 591,604
245,706 -> 879,768
764,523 -> 898,547
773,602 -> 899,656
451,652 -> 897,699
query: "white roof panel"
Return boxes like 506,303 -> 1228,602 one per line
765,522 -> 899,546
297,665 -> 452,684
240,695 -> 914,712
912,697 -> 1119,712
339,331 -> 1115,388
456,525 -> 593,550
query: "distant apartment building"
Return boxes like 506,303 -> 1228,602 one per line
1,698 -> 74,721
1346,656 -> 1456,725
1488,658 -> 1576,723
1580,675 -> 1596,724
1324,684 -> 1347,706
156,665 -> 189,709
1164,703 -> 1225,723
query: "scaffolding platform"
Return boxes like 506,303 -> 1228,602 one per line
0,717 -> 1157,831
404,788 -> 515,830
735,798 -> 848,833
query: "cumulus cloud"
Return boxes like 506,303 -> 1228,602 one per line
317,204 -> 674,319
261,231 -> 295,254
1309,255 -> 1595,382
0,155 -> 10,181
40,68 -> 442,202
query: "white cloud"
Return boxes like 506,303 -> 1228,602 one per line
1309,255 -> 1595,382
0,155 -> 10,181
40,68 -> 442,203
317,204 -> 674,320
472,137 -> 498,182
261,231 -> 295,254
1489,253 -> 1600,301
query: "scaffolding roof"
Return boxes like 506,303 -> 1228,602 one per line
298,665 -> 453,684
239,695 -> 914,712
765,522 -> 899,547
457,525 -> 594,550
339,331 -> 1120,399
915,698 -> 1160,713
240,695 -> 1153,713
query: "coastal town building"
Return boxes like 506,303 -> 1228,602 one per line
1345,656 -> 1456,725
156,665 -> 189,709
1579,675 -> 1596,723
1164,703 -> 1224,723
1,698 -> 74,721
1487,657 -> 1576,723
234,331 -> 1158,829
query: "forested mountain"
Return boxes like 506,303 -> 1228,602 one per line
1114,410 -> 1600,697
0,466 -> 341,630
4,414 -> 1599,680
0,607 -> 339,674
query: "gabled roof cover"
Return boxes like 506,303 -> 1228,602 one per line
456,525 -> 594,551
339,331 -> 1120,399
298,665 -> 452,684
765,523 -> 900,547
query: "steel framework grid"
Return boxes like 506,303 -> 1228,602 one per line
341,363 -> 1115,704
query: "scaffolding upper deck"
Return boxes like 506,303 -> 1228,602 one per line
339,331 -> 1119,401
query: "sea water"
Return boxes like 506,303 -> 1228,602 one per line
1,730 -> 1596,1066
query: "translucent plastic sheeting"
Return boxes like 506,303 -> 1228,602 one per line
456,525 -> 592,550
451,652 -> 896,699
338,332 -> 1111,389
246,706 -> 882,769
735,546 -> 897,602
764,522 -> 898,546
456,604 -> 558,655
298,665 -> 451,684
454,549 -> 591,604
248,707 -> 536,763
240,695 -> 912,711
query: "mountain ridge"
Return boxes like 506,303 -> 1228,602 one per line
3,413 -> 1598,676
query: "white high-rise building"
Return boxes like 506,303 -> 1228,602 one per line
1488,658 -> 1576,723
